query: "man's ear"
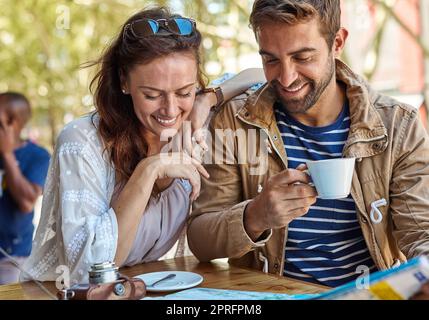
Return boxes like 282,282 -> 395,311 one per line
1,111 -> 15,127
10,115 -> 23,132
332,27 -> 349,58
7,115 -> 14,126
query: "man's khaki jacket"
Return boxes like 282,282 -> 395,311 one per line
189,60 -> 429,276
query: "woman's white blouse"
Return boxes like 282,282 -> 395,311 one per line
22,114 -> 191,285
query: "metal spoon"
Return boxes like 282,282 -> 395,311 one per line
147,273 -> 176,287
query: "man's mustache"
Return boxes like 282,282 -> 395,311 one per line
271,78 -> 313,91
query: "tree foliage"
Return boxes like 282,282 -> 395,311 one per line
0,0 -> 427,148
0,0 -> 258,149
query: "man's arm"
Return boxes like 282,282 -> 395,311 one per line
188,94 -> 317,262
390,108 -> 429,257
189,164 -> 263,262
188,100 -> 272,262
2,152 -> 42,213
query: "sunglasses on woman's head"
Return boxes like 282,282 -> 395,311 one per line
124,18 -> 196,39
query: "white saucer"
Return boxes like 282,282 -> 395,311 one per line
136,271 -> 203,292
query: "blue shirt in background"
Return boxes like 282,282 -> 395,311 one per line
0,141 -> 50,258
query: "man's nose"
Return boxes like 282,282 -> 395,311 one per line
278,62 -> 299,88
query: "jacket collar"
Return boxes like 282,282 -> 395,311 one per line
238,59 -> 388,158
237,82 -> 277,128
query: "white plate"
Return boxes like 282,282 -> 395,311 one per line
136,271 -> 203,292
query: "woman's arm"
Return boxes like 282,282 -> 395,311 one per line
190,68 -> 266,134
217,68 -> 266,103
111,161 -> 158,266
113,152 -> 209,266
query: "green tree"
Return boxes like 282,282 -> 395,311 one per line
0,0 -> 259,149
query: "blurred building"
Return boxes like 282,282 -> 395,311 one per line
342,0 -> 428,127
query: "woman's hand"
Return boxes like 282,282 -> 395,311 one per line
142,152 -> 210,201
189,91 -> 217,132
188,91 -> 216,151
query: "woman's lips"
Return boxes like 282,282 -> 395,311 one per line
153,115 -> 179,127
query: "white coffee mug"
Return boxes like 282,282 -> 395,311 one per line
306,158 -> 356,200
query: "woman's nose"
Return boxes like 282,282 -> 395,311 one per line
162,95 -> 180,116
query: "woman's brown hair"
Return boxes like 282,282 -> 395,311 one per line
89,7 -> 204,185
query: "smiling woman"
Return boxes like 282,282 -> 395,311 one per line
20,6 -> 264,285
125,53 -> 197,137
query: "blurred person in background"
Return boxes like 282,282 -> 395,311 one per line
0,92 -> 50,284
22,6 -> 264,285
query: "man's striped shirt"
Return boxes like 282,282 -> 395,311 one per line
274,102 -> 376,287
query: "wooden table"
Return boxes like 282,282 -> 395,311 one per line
0,256 -> 328,300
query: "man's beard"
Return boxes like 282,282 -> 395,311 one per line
273,57 -> 335,114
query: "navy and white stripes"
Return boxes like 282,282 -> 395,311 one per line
274,102 -> 376,287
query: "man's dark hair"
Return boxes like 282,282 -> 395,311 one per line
0,91 -> 32,125
249,0 -> 341,47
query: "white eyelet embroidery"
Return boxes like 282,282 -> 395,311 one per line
63,189 -> 108,215
27,245 -> 59,279
66,226 -> 88,267
22,114 -> 117,284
